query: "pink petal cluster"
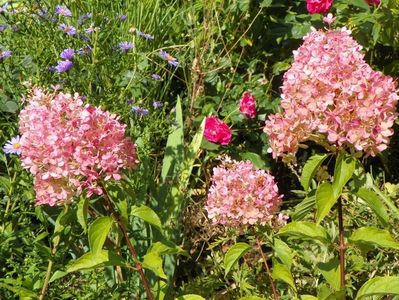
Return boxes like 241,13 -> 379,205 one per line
204,116 -> 232,145
239,92 -> 256,118
264,27 -> 398,160
206,156 -> 283,226
306,0 -> 333,14
19,88 -> 138,206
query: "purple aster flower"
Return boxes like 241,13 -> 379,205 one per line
55,5 -> 72,17
60,48 -> 75,60
0,24 -> 8,32
37,8 -> 49,19
77,45 -> 92,56
118,41 -> 135,52
119,15 -> 127,21
0,3 -> 9,14
127,98 -> 133,105
59,24 -> 76,36
159,50 -> 178,67
0,49 -> 12,59
132,106 -> 149,116
77,13 -> 92,25
153,101 -> 163,109
151,74 -> 162,81
55,60 -> 73,73
137,30 -> 154,40
3,136 -> 22,155
86,23 -> 99,34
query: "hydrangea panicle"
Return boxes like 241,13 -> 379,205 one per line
264,27 -> 398,160
206,156 -> 283,226
19,88 -> 138,206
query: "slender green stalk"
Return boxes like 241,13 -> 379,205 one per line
337,198 -> 346,295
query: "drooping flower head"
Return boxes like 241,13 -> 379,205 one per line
3,136 -> 22,155
206,156 -> 283,226
306,0 -> 333,14
159,50 -> 178,67
204,116 -> 232,146
264,27 -> 398,161
18,88 -> 138,206
239,92 -> 256,118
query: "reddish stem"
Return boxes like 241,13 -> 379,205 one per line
338,198 -> 346,294
256,239 -> 279,300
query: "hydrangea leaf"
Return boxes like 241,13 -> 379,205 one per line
300,153 -> 329,192
316,182 -> 339,224
356,277 -> 399,299
131,205 -> 163,233
88,216 -> 113,254
277,221 -> 329,243
224,242 -> 252,276
349,227 -> 399,250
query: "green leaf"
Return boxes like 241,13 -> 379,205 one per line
77,197 -> 89,233
161,97 -> 184,182
176,295 -> 206,300
278,221 -> 329,243
349,227 -> 399,250
142,251 -> 167,279
131,205 -> 163,233
316,182 -> 339,224
67,250 -> 125,273
272,260 -> 296,291
224,242 -> 252,275
88,216 -> 113,254
353,188 -> 389,227
239,152 -> 268,169
299,296 -> 317,300
356,277 -> 399,299
301,153 -> 329,191
240,297 -> 265,300
49,270 -> 68,283
147,241 -> 188,256
292,194 -> 316,221
316,258 -> 340,291
273,239 -> 293,269
260,0 -> 272,8
332,152 -> 356,196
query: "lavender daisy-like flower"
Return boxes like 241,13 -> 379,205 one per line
132,106 -> 149,116
60,48 -> 75,60
153,101 -> 163,109
137,30 -> 154,40
0,49 -> 11,59
118,41 -> 135,53
3,136 -> 22,155
59,24 -> 76,36
119,15 -> 127,21
151,74 -> 162,81
0,24 -> 8,32
86,23 -> 99,34
55,5 -> 72,17
55,60 -> 73,73
159,50 -> 178,67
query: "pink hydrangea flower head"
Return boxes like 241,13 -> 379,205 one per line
365,0 -> 380,6
204,116 -> 232,145
306,0 -> 333,14
19,88 -> 139,206
239,92 -> 256,118
206,156 -> 283,227
264,27 -> 398,160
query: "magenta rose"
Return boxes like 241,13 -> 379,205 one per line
306,0 -> 333,14
239,92 -> 256,119
204,116 -> 232,145
365,0 -> 380,6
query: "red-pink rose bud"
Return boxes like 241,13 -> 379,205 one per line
365,0 -> 380,6
239,92 -> 256,119
306,0 -> 333,14
204,116 -> 232,145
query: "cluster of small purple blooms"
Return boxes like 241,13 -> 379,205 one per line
50,48 -> 75,73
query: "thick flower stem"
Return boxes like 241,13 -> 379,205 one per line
39,259 -> 54,300
102,192 -> 154,300
256,239 -> 279,300
338,198 -> 346,293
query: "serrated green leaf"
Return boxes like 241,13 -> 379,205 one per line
332,152 -> 356,196
316,258 -> 340,291
272,260 -> 296,291
88,216 -> 113,254
224,242 -> 252,275
301,153 -> 329,191
292,194 -> 316,221
273,239 -> 293,269
131,205 -> 163,233
353,188 -> 389,227
278,221 -> 329,243
67,250 -> 125,273
147,241 -> 188,256
356,276 -> 399,299
77,197 -> 89,233
316,182 -> 339,224
142,252 -> 167,279
349,227 -> 399,250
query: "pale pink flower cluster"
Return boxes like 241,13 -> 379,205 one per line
19,88 -> 138,206
264,27 -> 398,160
206,156 -> 283,226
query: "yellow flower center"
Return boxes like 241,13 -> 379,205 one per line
13,143 -> 21,149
